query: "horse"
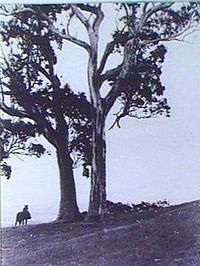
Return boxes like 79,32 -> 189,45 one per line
15,208 -> 31,226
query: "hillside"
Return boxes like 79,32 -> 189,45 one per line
1,200 -> 200,266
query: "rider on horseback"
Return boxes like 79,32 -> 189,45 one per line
15,205 -> 32,226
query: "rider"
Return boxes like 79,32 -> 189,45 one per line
23,205 -> 31,221
23,205 -> 29,211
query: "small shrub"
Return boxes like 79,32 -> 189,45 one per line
106,199 -> 170,214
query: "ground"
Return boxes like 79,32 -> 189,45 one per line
1,200 -> 200,266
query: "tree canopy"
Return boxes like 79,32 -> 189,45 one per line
0,2 -> 199,218
0,13 -> 93,176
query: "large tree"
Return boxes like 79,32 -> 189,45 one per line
0,13 -> 92,221
1,3 -> 199,218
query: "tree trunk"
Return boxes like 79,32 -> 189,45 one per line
56,145 -> 80,221
88,108 -> 107,219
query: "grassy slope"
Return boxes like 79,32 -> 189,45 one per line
2,200 -> 200,266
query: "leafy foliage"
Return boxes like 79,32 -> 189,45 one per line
0,123 -> 46,179
0,162 -> 12,179
0,9 -> 92,178
108,3 -> 200,127
109,43 -> 170,126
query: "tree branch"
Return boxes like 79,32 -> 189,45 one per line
142,3 -> 174,25
49,24 -> 91,53
71,4 -> 90,29
1,83 -> 57,147
100,64 -> 122,85
140,22 -> 199,46
30,62 -> 52,81
109,108 -> 128,130
143,3 -> 149,14
103,36 -> 139,116
97,41 -> 116,75
109,101 -> 165,130
76,4 -> 100,15
36,5 -> 91,52
97,4 -> 137,76
0,102 -> 30,119
71,4 -> 104,34
92,4 -> 104,34
0,6 -> 91,53
0,87 -> 31,119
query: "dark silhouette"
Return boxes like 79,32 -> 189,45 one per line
15,205 -> 31,226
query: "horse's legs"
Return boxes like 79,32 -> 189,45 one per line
25,219 -> 27,225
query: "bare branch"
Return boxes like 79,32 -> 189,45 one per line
49,24 -> 91,53
92,4 -> 104,33
143,3 -> 149,14
72,3 -> 104,33
97,5 -> 133,75
109,102 -> 165,130
100,64 -> 122,85
109,107 -> 127,130
97,41 -> 116,75
66,12 -> 74,36
76,4 -> 100,15
0,95 -> 30,119
71,5 -> 90,29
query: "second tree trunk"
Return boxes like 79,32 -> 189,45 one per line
88,109 -> 107,218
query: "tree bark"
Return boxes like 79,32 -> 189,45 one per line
56,144 -> 80,221
88,108 -> 107,218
